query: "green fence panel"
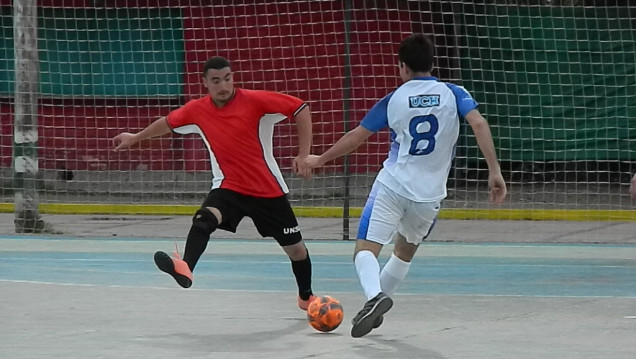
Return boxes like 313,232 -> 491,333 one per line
1,7 -> 14,94
1,7 -> 184,97
460,6 -> 635,162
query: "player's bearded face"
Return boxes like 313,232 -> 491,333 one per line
204,68 -> 235,103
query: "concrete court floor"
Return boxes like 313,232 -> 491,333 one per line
1,212 -> 635,359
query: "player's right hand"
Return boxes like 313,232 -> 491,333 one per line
112,132 -> 137,151
293,155 -> 312,180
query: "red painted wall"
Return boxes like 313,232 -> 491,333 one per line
1,99 -> 181,171
1,1 -> 415,173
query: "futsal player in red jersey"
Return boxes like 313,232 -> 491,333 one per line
113,56 -> 316,310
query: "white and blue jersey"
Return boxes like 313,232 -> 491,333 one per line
360,76 -> 478,202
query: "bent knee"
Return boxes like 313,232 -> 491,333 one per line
191,207 -> 220,234
353,239 -> 383,260
282,241 -> 308,261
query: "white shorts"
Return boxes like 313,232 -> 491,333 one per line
356,181 -> 440,245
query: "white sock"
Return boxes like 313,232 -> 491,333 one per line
380,253 -> 411,296
354,250 -> 382,300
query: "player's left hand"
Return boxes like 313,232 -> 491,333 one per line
488,172 -> 507,204
293,155 -> 312,180
304,155 -> 323,169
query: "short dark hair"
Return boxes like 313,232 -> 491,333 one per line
398,34 -> 435,73
203,56 -> 231,77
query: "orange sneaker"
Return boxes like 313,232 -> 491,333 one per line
154,244 -> 192,288
298,295 -> 316,311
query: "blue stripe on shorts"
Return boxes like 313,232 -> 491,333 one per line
356,183 -> 381,240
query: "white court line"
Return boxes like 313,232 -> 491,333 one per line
0,256 -> 632,270
0,257 -> 352,265
1,279 -> 635,299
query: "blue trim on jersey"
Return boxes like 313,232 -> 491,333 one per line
386,131 -> 399,165
360,91 -> 395,132
356,184 -> 381,239
412,76 -> 438,81
445,83 -> 479,118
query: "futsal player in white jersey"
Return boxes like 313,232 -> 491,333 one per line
305,34 -> 507,338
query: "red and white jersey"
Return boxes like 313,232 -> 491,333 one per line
166,88 -> 307,198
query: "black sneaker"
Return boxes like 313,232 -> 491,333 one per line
373,315 -> 384,329
351,292 -> 393,338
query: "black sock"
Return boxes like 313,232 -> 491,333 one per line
291,251 -> 313,300
183,209 -> 219,271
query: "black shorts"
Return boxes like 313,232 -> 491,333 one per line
201,188 -> 302,246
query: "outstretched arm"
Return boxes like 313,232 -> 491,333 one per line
465,109 -> 507,204
305,125 -> 374,168
292,106 -> 313,179
112,116 -> 171,151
